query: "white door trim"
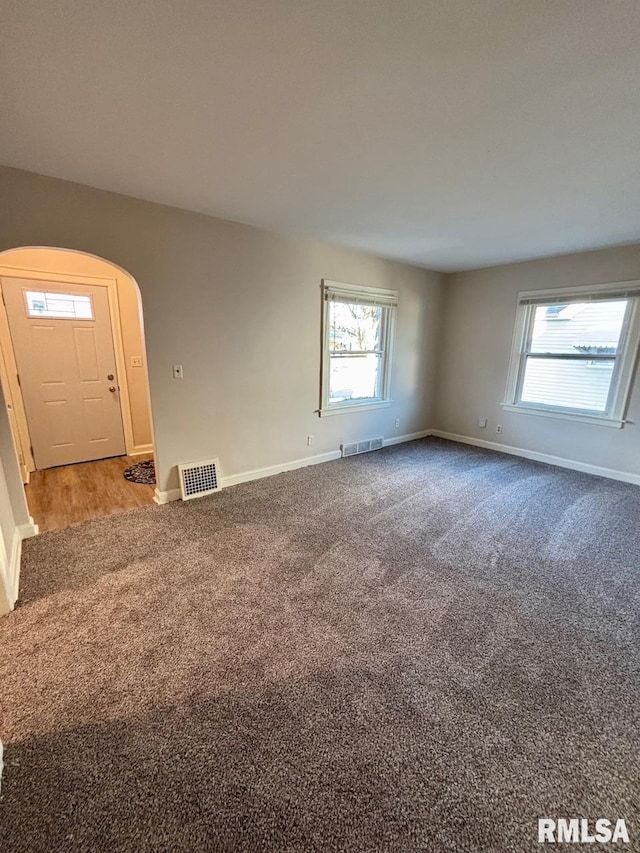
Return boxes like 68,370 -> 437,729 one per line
0,263 -> 147,462
0,282 -> 35,476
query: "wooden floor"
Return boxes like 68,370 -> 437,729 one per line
25,455 -> 156,533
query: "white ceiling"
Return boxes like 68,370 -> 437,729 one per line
2,0 -> 640,272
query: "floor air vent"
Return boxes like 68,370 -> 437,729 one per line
341,436 -> 384,458
178,458 -> 222,500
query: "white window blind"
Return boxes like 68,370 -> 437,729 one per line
519,284 -> 640,306
504,282 -> 640,426
320,280 -> 398,415
521,300 -> 627,413
324,282 -> 398,307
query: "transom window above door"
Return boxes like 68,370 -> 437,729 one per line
503,281 -> 640,427
320,280 -> 397,416
25,290 -> 94,320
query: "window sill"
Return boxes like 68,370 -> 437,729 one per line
501,403 -> 625,429
319,400 -> 393,417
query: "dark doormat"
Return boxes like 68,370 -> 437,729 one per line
123,459 -> 156,485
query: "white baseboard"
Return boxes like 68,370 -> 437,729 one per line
382,429 -> 432,448
142,428 -> 640,505
18,517 -> 39,539
2,517 -> 39,611
130,444 -> 154,457
221,450 -> 343,488
154,450 -> 343,504
153,431 -> 434,504
9,528 -> 22,607
430,430 -> 640,487
154,487 -> 181,505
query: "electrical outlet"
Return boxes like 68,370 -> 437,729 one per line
307,435 -> 314,446
496,424 -> 503,434
172,364 -> 183,379
130,355 -> 143,368
395,418 -> 400,428
478,418 -> 487,428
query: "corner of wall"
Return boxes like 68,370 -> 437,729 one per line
431,271 -> 456,432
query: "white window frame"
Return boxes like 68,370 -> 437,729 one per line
320,279 -> 398,417
503,280 -> 640,429
24,289 -> 94,320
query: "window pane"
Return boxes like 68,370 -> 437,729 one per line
25,290 -> 93,319
329,301 -> 383,352
520,356 -> 615,412
530,300 -> 627,355
329,353 -> 380,403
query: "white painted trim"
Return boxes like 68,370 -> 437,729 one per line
517,278 -> 640,303
0,524 -> 11,615
319,400 -> 392,417
18,517 -> 39,539
323,280 -> 399,306
0,263 -> 113,285
320,279 -> 397,417
430,430 -> 640,486
0,259 -> 155,465
130,443 -> 154,457
504,284 -> 640,426
153,432 -> 433,503
0,275 -> 36,474
0,527 -> 26,612
382,429 -> 432,447
154,487 -> 181,505
3,517 -> 41,608
500,403 -> 625,428
156,452 -> 344,502
221,450 -> 342,488
9,528 -> 22,606
104,274 -> 137,456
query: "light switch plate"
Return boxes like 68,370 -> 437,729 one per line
173,364 -> 184,379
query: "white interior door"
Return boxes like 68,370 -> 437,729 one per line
2,277 -> 126,469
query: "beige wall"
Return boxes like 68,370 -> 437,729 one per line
435,244 -> 640,476
0,167 -> 443,493
0,247 -> 153,452
0,166 -> 638,605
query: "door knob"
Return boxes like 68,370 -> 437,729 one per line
107,374 -> 114,380
109,386 -> 116,393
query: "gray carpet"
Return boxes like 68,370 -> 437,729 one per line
0,438 -> 638,851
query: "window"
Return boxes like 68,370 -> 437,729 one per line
320,280 -> 397,415
25,290 -> 93,320
504,282 -> 640,427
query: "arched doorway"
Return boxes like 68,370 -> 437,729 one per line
0,247 -> 155,531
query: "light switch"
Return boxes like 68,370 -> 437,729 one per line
130,355 -> 143,367
173,364 -> 184,379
